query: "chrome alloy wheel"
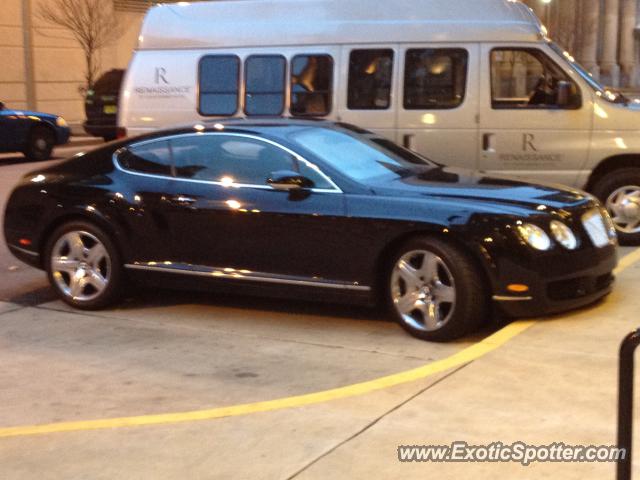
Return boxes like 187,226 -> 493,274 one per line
390,250 -> 456,332
50,231 -> 111,302
606,186 -> 640,234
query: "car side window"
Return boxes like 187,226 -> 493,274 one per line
244,55 -> 286,116
404,48 -> 468,109
118,140 -> 172,176
348,49 -> 394,110
491,48 -> 581,109
290,54 -> 333,117
199,55 -> 240,116
171,134 -> 298,185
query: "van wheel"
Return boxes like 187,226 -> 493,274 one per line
24,126 -> 55,161
387,237 -> 487,342
45,221 -> 124,310
592,168 -> 640,245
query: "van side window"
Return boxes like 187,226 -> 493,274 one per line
347,49 -> 394,110
491,49 -> 581,109
290,55 -> 333,116
404,49 -> 468,109
118,140 -> 173,176
199,55 -> 240,116
244,55 -> 286,116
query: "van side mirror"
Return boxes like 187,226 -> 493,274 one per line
267,170 -> 315,191
556,81 -> 572,107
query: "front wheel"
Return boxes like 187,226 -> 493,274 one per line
45,221 -> 123,309
387,237 -> 487,342
592,168 -> 640,245
24,126 -> 55,161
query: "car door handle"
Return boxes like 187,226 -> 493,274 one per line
482,133 -> 495,153
171,195 -> 196,206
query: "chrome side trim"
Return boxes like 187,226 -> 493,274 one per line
8,244 -> 40,257
125,262 -> 371,292
113,132 -> 343,194
492,295 -> 533,302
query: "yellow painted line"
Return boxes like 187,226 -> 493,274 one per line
0,321 -> 535,439
0,247 -> 637,439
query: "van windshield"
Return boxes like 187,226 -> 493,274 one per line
288,127 -> 436,184
549,42 -> 627,104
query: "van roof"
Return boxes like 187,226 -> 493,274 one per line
139,0 -> 543,50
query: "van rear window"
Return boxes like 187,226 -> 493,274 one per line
244,55 -> 286,116
404,49 -> 468,110
290,55 -> 333,117
199,55 -> 240,116
347,49 -> 394,110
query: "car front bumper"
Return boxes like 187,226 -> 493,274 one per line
491,244 -> 617,317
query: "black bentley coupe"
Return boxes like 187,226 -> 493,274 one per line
4,120 -> 618,341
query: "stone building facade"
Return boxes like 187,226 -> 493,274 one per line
523,0 -> 640,88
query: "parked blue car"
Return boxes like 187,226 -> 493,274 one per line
0,102 -> 71,161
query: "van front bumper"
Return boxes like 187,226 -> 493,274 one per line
491,244 -> 617,318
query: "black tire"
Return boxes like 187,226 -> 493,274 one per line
24,126 -> 55,161
592,167 -> 640,245
44,221 -> 124,310
386,236 -> 487,342
102,134 -> 116,142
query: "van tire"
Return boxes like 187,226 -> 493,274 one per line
592,168 -> 640,245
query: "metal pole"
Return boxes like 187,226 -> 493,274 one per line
618,329 -> 640,480
21,0 -> 36,110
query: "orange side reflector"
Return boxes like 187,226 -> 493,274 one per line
19,238 -> 32,246
508,284 -> 530,293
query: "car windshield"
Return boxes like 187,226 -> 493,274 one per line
288,127 -> 435,184
549,42 -> 627,104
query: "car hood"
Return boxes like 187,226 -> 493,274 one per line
0,109 -> 57,121
370,167 -> 591,213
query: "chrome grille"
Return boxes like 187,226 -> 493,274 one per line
582,209 -> 610,248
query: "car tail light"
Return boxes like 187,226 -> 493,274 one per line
116,127 -> 127,139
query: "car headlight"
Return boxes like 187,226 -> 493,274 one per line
599,207 -> 618,242
517,223 -> 552,251
56,116 -> 67,127
549,221 -> 578,250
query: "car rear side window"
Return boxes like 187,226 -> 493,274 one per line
404,49 -> 468,109
171,134 -> 297,185
244,55 -> 286,116
118,140 -> 172,176
290,55 -> 333,117
348,49 -> 394,110
199,55 -> 240,116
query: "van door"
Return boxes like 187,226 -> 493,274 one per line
397,44 -> 479,169
478,44 -> 591,186
337,46 -> 399,142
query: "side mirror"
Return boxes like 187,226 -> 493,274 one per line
267,170 -> 315,191
556,81 -> 572,107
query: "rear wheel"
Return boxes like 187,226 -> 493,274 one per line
592,168 -> 640,245
387,237 -> 487,342
24,126 -> 55,161
45,221 -> 123,309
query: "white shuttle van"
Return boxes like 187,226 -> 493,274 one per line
120,0 -> 640,242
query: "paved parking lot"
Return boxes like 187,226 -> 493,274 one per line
1,150 -> 639,479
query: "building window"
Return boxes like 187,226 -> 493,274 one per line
199,55 -> 240,116
290,55 -> 333,116
347,49 -> 394,110
491,48 -> 581,109
244,55 -> 286,116
404,49 -> 468,110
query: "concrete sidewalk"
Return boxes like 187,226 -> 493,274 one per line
0,250 -> 638,478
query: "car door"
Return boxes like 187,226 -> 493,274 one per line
0,109 -> 22,152
478,44 -> 592,187
396,44 -> 479,169
161,132 -> 351,282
